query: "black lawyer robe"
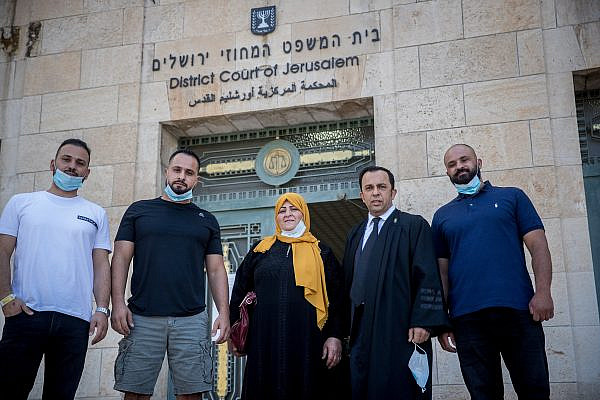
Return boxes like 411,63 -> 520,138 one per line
342,209 -> 451,400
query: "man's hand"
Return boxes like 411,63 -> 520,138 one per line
212,313 -> 230,344
529,291 -> 554,322
1,297 -> 33,318
111,301 -> 134,336
408,327 -> 430,344
322,337 -> 343,369
89,311 -> 108,345
438,332 -> 457,353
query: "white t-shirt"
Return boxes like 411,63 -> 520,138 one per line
0,191 -> 111,322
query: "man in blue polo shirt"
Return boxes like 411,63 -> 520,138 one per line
431,144 -> 553,400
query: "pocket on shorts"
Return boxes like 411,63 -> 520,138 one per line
114,337 -> 134,382
198,339 -> 213,384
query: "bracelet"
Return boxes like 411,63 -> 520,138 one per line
1,293 -> 16,307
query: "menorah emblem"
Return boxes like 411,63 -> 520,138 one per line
251,6 -> 276,35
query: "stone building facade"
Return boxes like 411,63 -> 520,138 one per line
0,0 -> 599,399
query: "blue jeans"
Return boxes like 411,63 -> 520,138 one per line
0,311 -> 90,400
452,307 -> 550,400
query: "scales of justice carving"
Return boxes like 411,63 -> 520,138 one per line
178,118 -> 374,399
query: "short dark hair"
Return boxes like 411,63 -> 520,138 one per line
359,165 -> 395,190
56,138 -> 91,159
169,149 -> 201,171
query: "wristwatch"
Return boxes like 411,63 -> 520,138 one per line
95,306 -> 111,317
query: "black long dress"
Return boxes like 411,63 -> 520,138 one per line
230,239 -> 345,400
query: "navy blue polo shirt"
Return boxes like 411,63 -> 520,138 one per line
431,182 -> 544,318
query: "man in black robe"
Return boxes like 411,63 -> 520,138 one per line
343,166 -> 450,400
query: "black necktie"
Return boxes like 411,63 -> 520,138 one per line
351,217 -> 381,306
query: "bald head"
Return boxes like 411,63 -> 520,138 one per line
443,143 -> 477,167
443,143 -> 481,185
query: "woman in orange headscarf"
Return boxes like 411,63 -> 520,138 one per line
229,193 -> 345,400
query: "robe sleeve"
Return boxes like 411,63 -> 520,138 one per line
408,216 -> 451,337
321,244 -> 346,340
229,244 -> 260,326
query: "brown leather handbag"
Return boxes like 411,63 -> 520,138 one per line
230,291 -> 257,354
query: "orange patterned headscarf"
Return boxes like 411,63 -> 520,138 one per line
253,193 -> 329,330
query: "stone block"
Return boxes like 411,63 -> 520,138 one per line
21,95 -> 41,135
550,383 -> 579,399
30,0 -> 83,21
396,176 -> 456,222
81,44 -> 142,88
106,206 -> 127,242
464,75 -> 549,125
556,165 -> 586,218
373,94 -> 396,138
33,170 -> 52,192
183,0 -> 255,37
578,22 -> 600,69
562,217 -> 594,273
361,51 -> 395,96
15,172 -> 35,194
556,0 -> 600,26
396,132 -> 428,180
379,8 -> 394,52
544,326 -> 577,382
0,61 -> 20,100
42,10 -> 123,54
543,27 -> 587,74
118,83 -> 140,123
17,130 -> 84,174
426,121 -> 533,176
0,99 -> 21,139
350,0 -> 392,13
393,0 -> 463,47
420,33 -> 518,87
123,6 -> 144,44
139,82 -> 170,123
374,134 -> 399,176
40,86 -> 119,131
83,123 -> 137,166
226,113 -> 265,132
303,103 -> 340,124
141,43 -> 155,83
0,137 -> 18,177
567,271 -> 600,326
517,29 -> 544,76
136,122 -> 160,165
111,163 -> 136,206
530,119 -> 554,166
84,0 -> 143,12
551,117 -> 581,166
75,347 -> 102,397
396,85 -> 464,133
572,325 -> 600,387
79,165 -> 114,207
484,166 -> 559,219
547,73 -> 576,118
278,0 -> 348,25
393,46 -> 419,91
544,272 -> 571,327
463,0 -> 540,38
143,3 -> 183,43
23,52 -> 81,96
541,0 -> 557,29
536,218 -> 565,274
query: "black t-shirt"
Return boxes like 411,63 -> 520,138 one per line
115,197 -> 222,316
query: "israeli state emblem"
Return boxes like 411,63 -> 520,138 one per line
251,6 -> 276,35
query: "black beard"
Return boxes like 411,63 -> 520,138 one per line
167,181 -> 189,195
450,167 -> 480,185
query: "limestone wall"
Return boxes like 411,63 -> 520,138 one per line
0,0 -> 599,398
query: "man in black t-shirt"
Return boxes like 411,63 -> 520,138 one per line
111,149 -> 230,399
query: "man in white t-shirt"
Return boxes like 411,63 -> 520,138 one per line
0,138 -> 111,399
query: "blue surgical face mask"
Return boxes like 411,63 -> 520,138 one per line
454,173 -> 481,195
408,343 -> 429,393
164,184 -> 193,202
53,168 -> 84,192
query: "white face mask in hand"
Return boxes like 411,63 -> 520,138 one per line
408,342 -> 429,393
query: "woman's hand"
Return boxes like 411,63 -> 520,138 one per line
228,339 -> 245,357
322,337 -> 342,369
